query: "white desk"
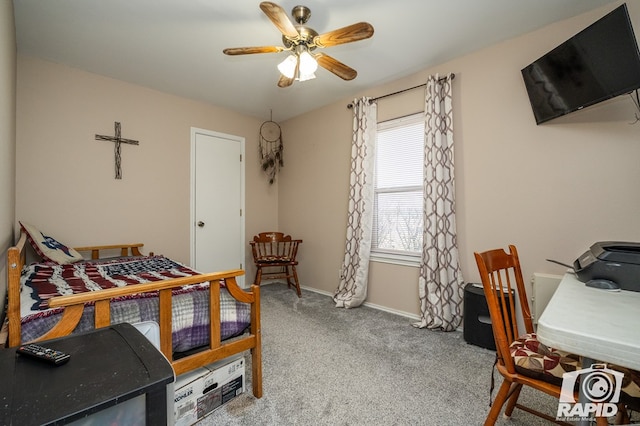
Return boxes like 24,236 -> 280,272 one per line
537,273 -> 640,371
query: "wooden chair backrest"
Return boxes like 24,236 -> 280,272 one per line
474,245 -> 533,374
250,232 -> 301,262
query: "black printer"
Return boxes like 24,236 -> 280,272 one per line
574,241 -> 640,292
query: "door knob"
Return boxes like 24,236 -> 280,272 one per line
197,221 -> 205,227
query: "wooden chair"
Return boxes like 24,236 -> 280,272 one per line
474,245 -> 612,426
250,232 -> 302,297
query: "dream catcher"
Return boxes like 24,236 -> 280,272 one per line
259,115 -> 284,184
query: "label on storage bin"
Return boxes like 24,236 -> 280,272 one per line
222,376 -> 244,404
226,360 -> 243,375
195,374 -> 244,420
197,389 -> 222,419
175,399 -> 196,426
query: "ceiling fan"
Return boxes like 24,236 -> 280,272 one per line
223,2 -> 374,88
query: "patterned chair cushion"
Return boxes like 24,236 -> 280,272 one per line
257,255 -> 292,263
610,364 -> 640,406
510,333 -> 640,404
510,333 -> 580,386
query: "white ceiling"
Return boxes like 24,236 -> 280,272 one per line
13,0 -> 618,122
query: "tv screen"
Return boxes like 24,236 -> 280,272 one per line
521,4 -> 640,124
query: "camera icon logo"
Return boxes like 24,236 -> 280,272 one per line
559,364 -> 623,403
557,363 -> 623,420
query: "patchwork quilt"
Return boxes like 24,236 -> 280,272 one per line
20,255 -> 251,352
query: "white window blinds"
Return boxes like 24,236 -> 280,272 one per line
373,113 -> 424,255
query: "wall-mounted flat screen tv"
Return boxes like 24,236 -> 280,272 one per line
521,4 -> 640,124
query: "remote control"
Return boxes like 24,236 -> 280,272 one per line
17,344 -> 71,366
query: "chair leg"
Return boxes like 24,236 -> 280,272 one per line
484,380 -> 513,426
503,383 -> 523,417
614,404 -> 630,425
254,267 -> 262,286
291,265 -> 301,298
284,266 -> 293,289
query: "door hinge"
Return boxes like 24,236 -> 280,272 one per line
240,154 -> 242,162
240,208 -> 242,216
240,263 -> 243,269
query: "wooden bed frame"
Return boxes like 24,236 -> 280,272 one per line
4,231 -> 263,398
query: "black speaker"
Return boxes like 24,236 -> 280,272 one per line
463,283 -> 498,350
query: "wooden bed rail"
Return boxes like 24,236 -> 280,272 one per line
7,231 -> 28,350
73,243 -> 146,259
42,269 -> 248,343
5,233 -> 263,398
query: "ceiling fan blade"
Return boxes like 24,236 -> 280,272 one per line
277,75 -> 295,88
315,53 -> 357,81
277,56 -> 299,88
223,46 -> 285,55
313,22 -> 374,48
260,2 -> 299,39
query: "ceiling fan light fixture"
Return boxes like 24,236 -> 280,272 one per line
298,51 -> 318,75
277,54 -> 297,78
277,48 -> 317,82
297,72 -> 316,82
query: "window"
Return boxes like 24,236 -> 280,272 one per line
372,113 -> 424,264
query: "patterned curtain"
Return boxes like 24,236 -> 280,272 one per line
334,97 -> 377,308
413,74 -> 464,331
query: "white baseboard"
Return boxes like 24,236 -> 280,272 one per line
299,285 -> 421,322
262,281 -> 450,325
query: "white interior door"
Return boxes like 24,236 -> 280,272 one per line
190,128 -> 245,286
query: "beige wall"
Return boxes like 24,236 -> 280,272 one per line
15,56 -> 278,277
10,2 -> 640,319
280,1 -> 640,317
0,1 -> 16,320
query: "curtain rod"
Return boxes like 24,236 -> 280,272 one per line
346,73 -> 455,109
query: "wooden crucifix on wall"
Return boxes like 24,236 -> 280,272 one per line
95,121 -> 140,179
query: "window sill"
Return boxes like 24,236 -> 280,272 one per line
370,251 -> 421,267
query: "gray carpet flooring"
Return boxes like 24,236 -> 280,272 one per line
196,283 -> 561,425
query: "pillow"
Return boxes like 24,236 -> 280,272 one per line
19,222 -> 84,264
